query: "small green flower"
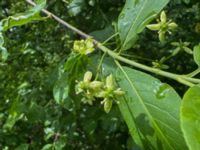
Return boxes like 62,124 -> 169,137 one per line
76,71 -> 103,105
113,88 -> 126,96
106,74 -> 114,90
101,98 -> 112,113
76,71 -> 92,94
146,11 -> 177,42
152,61 -> 169,70
98,75 -> 125,113
76,72 -> 125,113
73,38 -> 95,55
171,40 -> 193,56
81,92 -> 96,105
160,10 -> 167,23
105,75 -> 125,97
83,71 -> 93,82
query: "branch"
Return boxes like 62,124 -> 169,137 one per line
25,0 -> 91,39
25,0 -> 200,86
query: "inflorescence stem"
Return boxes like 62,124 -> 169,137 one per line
26,0 -> 200,87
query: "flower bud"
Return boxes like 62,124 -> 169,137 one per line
183,47 -> 193,55
171,42 -> 180,46
103,99 -> 112,113
106,74 -> 114,89
146,24 -> 161,31
89,81 -> 103,90
73,38 -> 94,55
114,88 -> 125,96
85,38 -> 95,54
168,22 -> 177,30
81,96 -> 95,105
76,81 -> 84,94
159,31 -> 165,43
73,40 -> 85,53
95,91 -> 106,98
172,47 -> 181,56
160,11 -> 167,23
83,71 -> 93,82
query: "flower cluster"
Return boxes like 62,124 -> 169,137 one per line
146,11 -> 177,42
171,40 -> 193,56
73,38 -> 94,55
76,71 -> 125,113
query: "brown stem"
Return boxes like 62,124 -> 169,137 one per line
25,0 -> 200,86
25,0 -> 92,40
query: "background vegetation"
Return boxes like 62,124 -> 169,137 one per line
0,0 -> 200,149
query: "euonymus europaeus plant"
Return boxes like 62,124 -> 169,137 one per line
1,0 -> 200,149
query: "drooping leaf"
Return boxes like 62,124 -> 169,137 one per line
118,0 -> 169,50
53,72 -> 70,105
41,144 -> 53,150
0,0 -> 46,32
54,134 -> 67,150
0,32 -> 9,61
3,96 -> 23,130
115,66 -> 187,150
90,25 -> 115,42
26,102 -> 45,122
15,143 -> 29,150
181,85 -> 200,150
193,44 -> 200,66
53,53 -> 88,109
0,0 -> 46,61
101,58 -> 144,148
67,0 -> 86,16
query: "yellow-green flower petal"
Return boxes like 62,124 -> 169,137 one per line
146,24 -> 161,31
84,71 -> 93,82
106,74 -> 114,89
160,11 -> 167,23
168,22 -> 178,30
103,98 -> 112,113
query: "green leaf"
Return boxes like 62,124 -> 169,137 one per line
3,96 -> 23,130
182,0 -> 190,4
0,0 -> 46,32
0,32 -> 9,61
90,25 -> 115,42
53,53 -> 88,109
26,102 -> 45,122
181,85 -> 200,150
54,135 -> 67,150
118,0 -> 169,50
15,144 -> 29,150
41,144 -> 53,150
67,0 -> 86,16
115,66 -> 187,150
53,72 -> 70,105
193,44 -> 200,66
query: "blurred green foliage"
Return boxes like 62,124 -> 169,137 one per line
0,0 -> 200,149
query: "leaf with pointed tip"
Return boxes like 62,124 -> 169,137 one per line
118,0 -> 169,50
193,44 -> 200,66
0,0 -> 46,32
53,72 -> 70,105
0,32 -> 9,61
15,143 -> 29,150
115,66 -> 187,150
181,85 -> 200,150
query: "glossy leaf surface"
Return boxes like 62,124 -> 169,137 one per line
0,0 -> 46,32
193,44 -> 200,66
0,32 -> 8,60
181,85 -> 200,150
118,0 -> 169,50
115,66 -> 187,150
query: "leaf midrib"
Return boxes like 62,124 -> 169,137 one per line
121,0 -> 148,49
118,66 -> 175,150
